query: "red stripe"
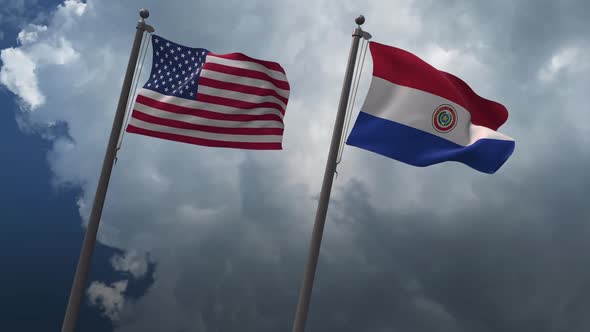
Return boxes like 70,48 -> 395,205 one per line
196,93 -> 285,115
136,94 -> 284,123
131,110 -> 284,136
208,52 -> 286,74
202,63 -> 290,91
126,124 -> 282,150
199,77 -> 289,105
369,42 -> 509,131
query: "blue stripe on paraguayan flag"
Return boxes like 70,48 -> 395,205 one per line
126,35 -> 290,150
346,41 -> 514,174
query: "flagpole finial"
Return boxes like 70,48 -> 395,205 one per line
137,9 -> 155,33
139,9 -> 149,19
355,15 -> 365,26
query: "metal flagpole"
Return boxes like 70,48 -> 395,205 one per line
61,9 -> 155,332
291,15 -> 367,332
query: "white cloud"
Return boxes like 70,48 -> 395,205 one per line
62,0 -> 86,16
538,46 -> 581,82
0,35 -> 79,109
0,47 -> 44,108
0,1 -> 84,110
413,297 -> 455,324
423,45 -> 488,79
87,280 -> 128,321
111,251 -> 149,279
17,25 -> 48,44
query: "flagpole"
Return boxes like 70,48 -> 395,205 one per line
60,9 -> 154,332
291,15 -> 366,332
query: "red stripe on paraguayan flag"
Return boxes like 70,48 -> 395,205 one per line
126,35 -> 289,150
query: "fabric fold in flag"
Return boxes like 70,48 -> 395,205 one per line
127,35 -> 290,150
346,41 -> 515,174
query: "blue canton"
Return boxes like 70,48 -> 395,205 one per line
144,35 -> 209,100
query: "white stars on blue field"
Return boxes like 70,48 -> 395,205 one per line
145,35 -> 208,99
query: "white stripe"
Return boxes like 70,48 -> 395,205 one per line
360,77 -> 514,147
200,69 -> 290,98
134,102 -> 284,128
197,85 -> 286,110
137,89 -> 284,120
128,118 -> 283,143
206,55 -> 288,82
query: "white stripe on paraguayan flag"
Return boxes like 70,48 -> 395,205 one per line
127,35 -> 290,150
361,77 -> 513,146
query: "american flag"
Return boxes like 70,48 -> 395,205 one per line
126,35 -> 290,150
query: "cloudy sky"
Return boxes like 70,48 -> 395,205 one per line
2,0 -> 590,331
